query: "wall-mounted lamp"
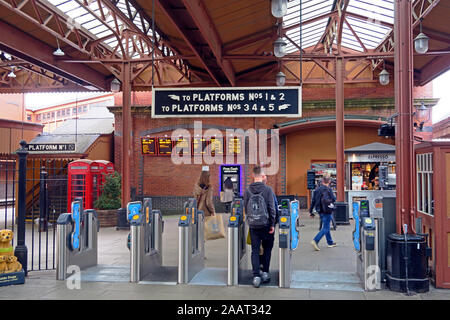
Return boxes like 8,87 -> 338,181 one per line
414,102 -> 430,131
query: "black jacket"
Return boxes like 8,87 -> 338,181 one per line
244,182 -> 276,228
309,185 -> 336,214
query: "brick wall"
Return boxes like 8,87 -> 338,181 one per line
112,82 -> 435,200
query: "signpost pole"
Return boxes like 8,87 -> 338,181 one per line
15,140 -> 28,276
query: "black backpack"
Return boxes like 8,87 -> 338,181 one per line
246,190 -> 269,227
320,188 -> 335,214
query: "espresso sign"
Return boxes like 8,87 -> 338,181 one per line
351,153 -> 395,162
27,143 -> 75,152
152,87 -> 301,118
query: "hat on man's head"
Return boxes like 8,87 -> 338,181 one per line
202,166 -> 209,172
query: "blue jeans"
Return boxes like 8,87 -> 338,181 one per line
313,214 -> 334,245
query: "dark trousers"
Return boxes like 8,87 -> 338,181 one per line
249,226 -> 274,277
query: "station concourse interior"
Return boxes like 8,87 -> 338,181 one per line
0,0 -> 449,298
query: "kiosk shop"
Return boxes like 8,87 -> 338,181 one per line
345,142 -> 396,218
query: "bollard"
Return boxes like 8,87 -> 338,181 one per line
227,216 -> 239,286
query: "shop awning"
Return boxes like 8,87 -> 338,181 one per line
345,142 -> 395,153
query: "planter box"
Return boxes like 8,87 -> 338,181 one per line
96,209 -> 118,228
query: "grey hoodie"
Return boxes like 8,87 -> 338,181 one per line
244,182 -> 276,228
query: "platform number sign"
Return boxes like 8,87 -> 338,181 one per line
70,201 -> 81,251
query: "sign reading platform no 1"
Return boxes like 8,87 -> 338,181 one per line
152,87 -> 301,118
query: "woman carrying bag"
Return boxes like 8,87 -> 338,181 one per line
220,177 -> 234,214
193,167 -> 225,241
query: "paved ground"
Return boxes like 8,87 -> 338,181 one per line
0,210 -> 449,300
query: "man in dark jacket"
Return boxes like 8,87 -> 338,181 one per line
310,178 -> 337,230
310,176 -> 337,251
244,165 -> 276,288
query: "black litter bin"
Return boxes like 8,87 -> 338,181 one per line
334,202 -> 349,225
386,233 -> 429,293
116,208 -> 130,230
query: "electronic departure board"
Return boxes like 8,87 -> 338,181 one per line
227,137 -> 242,155
192,137 -> 208,155
173,137 -> 190,155
142,138 -> 156,155
158,138 -> 172,155
209,137 -> 223,155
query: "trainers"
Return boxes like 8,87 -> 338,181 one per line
252,276 -> 261,288
261,272 -> 271,283
311,240 -> 320,251
327,242 -> 338,248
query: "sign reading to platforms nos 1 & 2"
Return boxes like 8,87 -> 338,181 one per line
152,87 -> 301,118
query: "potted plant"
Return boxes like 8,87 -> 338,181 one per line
94,171 -> 122,228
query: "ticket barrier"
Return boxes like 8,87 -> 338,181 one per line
227,197 -> 248,285
278,199 -> 300,288
354,200 -> 381,291
178,198 -> 205,284
127,198 -> 176,283
56,198 -> 99,280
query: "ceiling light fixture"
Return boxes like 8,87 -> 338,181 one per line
53,38 -> 65,56
414,18 -> 429,54
271,0 -> 288,18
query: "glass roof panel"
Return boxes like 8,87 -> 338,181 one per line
284,0 -> 394,53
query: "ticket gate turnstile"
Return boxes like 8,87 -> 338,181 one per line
227,197 -> 248,285
178,198 -> 205,284
127,198 -> 176,283
56,198 -> 99,280
278,199 -> 300,288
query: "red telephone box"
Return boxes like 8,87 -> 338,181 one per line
90,160 -> 115,206
67,159 -> 93,212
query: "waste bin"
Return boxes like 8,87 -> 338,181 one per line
116,208 -> 130,230
334,202 -> 349,225
386,233 -> 429,293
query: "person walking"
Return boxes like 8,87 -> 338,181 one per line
244,166 -> 276,288
221,177 -> 234,214
310,175 -> 337,251
193,166 -> 216,217
310,175 -> 337,230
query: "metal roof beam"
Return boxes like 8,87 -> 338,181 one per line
155,0 -> 222,86
0,19 -> 108,90
181,0 -> 235,86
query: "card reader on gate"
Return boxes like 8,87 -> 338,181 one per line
231,197 -> 244,222
362,217 -> 376,251
279,199 -> 290,216
127,201 -> 143,226
359,200 -> 370,218
279,216 -> 290,249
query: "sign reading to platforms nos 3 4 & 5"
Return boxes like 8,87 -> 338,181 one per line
152,87 -> 301,118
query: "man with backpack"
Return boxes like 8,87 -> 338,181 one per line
244,166 -> 276,288
310,175 -> 337,251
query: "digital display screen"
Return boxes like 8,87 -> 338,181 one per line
209,137 -> 223,155
142,138 -> 157,155
158,138 -> 172,155
192,137 -> 208,155
173,137 -> 190,155
227,137 -> 242,155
